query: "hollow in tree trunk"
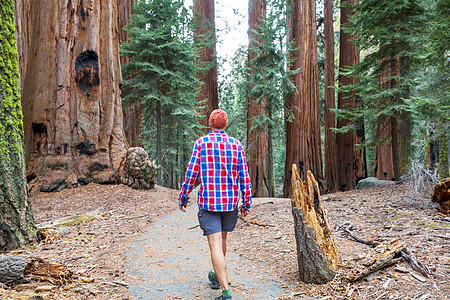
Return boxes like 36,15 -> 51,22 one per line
16,1 -> 127,192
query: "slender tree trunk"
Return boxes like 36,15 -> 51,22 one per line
1,0 -> 35,252
17,1 -> 127,192
247,0 -> 270,197
336,0 -> 359,191
438,131 -> 449,179
323,0 -> 338,193
284,0 -> 323,197
156,100 -> 162,184
374,121 -> 395,180
194,0 -> 218,133
391,115 -> 401,181
118,0 -> 142,147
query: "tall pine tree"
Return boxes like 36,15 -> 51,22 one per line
121,0 -> 202,188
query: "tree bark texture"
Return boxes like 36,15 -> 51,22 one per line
432,178 -> 450,214
374,56 -> 400,180
438,131 -> 449,179
16,1 -> 127,192
247,0 -> 270,197
194,0 -> 219,133
118,0 -> 142,147
0,0 -> 36,252
291,165 -> 340,283
374,121 -> 396,180
284,0 -> 323,197
336,0 -> 359,191
323,0 -> 338,193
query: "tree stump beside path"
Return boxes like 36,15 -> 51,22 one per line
432,178 -> 450,214
291,164 -> 340,284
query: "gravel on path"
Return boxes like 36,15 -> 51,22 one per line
126,202 -> 298,300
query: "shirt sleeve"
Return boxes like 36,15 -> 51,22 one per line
179,141 -> 201,206
238,143 -> 252,209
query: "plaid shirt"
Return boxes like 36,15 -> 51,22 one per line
179,130 -> 252,212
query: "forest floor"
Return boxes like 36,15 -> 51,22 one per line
0,182 -> 449,299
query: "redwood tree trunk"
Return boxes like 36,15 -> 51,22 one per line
17,1 -> 127,192
284,0 -> 323,197
336,0 -> 359,191
194,0 -> 218,133
374,121 -> 396,180
118,0 -> 142,147
1,0 -> 35,252
323,0 -> 338,193
247,0 -> 270,197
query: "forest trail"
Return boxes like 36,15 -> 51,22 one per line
125,198 -> 306,300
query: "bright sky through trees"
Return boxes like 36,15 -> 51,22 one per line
185,0 -> 248,76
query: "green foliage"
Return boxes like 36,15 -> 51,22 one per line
120,0 -> 202,188
223,0 -> 296,191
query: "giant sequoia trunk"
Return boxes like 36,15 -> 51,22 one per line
15,1 -> 127,191
284,0 -> 323,197
1,0 -> 35,252
194,0 -> 218,133
118,0 -> 142,147
336,0 -> 360,191
323,0 -> 338,193
247,0 -> 271,197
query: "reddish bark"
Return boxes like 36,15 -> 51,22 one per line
16,1 -> 127,191
194,0 -> 219,133
247,0 -> 270,197
323,0 -> 338,193
336,0 -> 359,191
118,0 -> 142,147
284,0 -> 323,197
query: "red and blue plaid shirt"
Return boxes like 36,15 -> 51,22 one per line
179,130 -> 252,212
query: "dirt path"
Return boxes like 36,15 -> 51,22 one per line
125,199 -> 306,300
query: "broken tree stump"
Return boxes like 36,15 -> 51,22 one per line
291,165 -> 340,284
432,178 -> 450,214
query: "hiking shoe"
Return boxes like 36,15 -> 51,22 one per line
214,295 -> 232,300
208,270 -> 220,290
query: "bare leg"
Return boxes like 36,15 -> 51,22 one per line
207,231 -> 229,290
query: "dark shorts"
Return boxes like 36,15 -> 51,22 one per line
197,207 -> 239,236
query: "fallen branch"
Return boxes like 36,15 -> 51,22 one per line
239,216 -> 270,227
344,226 -> 432,278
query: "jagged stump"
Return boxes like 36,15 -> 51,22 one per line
291,164 -> 340,283
123,147 -> 158,190
432,178 -> 450,214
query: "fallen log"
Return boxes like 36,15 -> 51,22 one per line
0,256 -> 72,286
344,228 -> 432,278
345,238 -> 406,281
432,178 -> 450,214
291,165 -> 340,284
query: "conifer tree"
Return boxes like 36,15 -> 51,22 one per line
341,0 -> 425,180
121,0 -> 202,188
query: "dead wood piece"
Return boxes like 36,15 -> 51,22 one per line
0,255 -> 30,284
346,238 -> 406,281
239,216 -> 270,227
432,178 -> 450,214
291,165 -> 340,284
344,228 -> 432,278
401,252 -> 432,278
24,258 -> 73,285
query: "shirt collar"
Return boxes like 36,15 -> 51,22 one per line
208,130 -> 226,135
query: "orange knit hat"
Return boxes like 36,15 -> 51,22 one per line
209,109 -> 228,129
